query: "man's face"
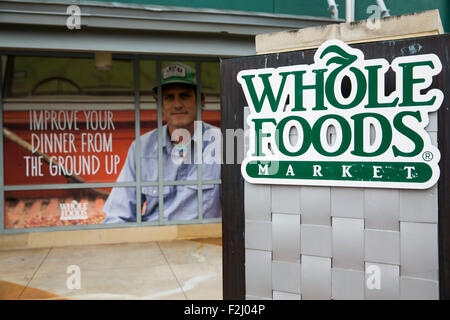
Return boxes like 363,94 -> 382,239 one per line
161,84 -> 197,132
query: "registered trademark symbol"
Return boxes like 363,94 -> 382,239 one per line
423,151 -> 433,161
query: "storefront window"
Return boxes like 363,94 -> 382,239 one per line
1,53 -> 221,232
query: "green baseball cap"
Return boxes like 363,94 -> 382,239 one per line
153,62 -> 197,92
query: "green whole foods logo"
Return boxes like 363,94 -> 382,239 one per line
238,40 -> 442,189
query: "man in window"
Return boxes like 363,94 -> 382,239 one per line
103,62 -> 221,223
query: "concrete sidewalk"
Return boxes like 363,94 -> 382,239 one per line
0,238 -> 222,300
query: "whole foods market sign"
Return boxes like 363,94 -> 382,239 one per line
238,40 -> 442,189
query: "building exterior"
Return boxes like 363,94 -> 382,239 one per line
0,0 -> 449,300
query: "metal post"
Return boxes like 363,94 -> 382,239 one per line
346,0 -> 355,23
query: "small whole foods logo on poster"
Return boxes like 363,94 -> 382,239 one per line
238,40 -> 443,189
60,200 -> 88,220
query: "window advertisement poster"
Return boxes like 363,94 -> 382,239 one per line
1,55 -> 222,229
4,109 -> 134,185
3,109 -> 136,229
2,55 -> 137,229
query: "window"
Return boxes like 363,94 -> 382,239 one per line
0,53 -> 221,232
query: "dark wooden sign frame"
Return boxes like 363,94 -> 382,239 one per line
220,34 -> 450,300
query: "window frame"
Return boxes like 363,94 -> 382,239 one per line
0,50 -> 222,234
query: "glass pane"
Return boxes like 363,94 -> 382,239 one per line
201,62 -> 221,172
3,109 -> 136,185
159,60 -> 198,182
202,184 -> 222,220
4,56 -> 134,99
140,60 -> 200,182
139,109 -> 158,182
139,184 -> 221,222
139,59 -> 157,104
201,61 -> 221,127
139,59 -> 158,182
141,184 -> 199,221
201,123 -> 222,180
4,187 -> 136,229
102,187 -> 138,224
163,185 -> 199,221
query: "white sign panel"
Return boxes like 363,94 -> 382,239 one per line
238,40 -> 442,189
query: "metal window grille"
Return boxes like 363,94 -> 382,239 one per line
0,51 -> 222,234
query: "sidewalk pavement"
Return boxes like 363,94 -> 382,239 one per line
0,238 -> 222,300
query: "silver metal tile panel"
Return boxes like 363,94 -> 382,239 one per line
331,268 -> 365,300
332,217 -> 365,270
400,276 -> 439,300
364,188 -> 400,231
272,213 -> 301,262
272,291 -> 301,300
300,186 -> 331,225
399,186 -> 438,223
331,187 -> 364,219
365,263 -> 400,300
365,229 -> 400,265
245,249 -> 272,298
245,220 -> 272,251
400,222 -> 438,281
300,224 -> 332,258
272,260 -> 301,294
271,185 -> 301,215
245,182 -> 272,221
301,255 -> 331,300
